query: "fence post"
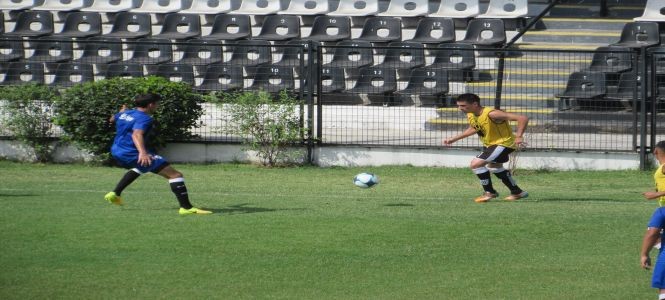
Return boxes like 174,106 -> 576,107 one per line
640,47 -> 648,170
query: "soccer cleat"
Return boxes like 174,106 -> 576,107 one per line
474,192 -> 498,203
179,207 -> 213,215
104,192 -> 123,206
504,191 -> 529,201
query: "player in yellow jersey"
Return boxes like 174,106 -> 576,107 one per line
443,93 -> 530,203
644,141 -> 665,206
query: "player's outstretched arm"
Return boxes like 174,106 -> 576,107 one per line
131,129 -> 152,167
642,227 -> 660,269
108,105 -> 127,123
489,110 -> 529,145
443,126 -> 477,146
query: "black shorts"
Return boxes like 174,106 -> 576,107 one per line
476,145 -> 514,164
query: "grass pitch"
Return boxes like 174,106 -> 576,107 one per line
0,161 -> 658,299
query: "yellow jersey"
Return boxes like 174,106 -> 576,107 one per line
467,107 -> 516,149
655,164 -> 665,206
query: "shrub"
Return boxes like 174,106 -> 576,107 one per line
55,77 -> 203,163
0,84 -> 60,162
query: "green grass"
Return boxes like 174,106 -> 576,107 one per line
0,161 -> 658,299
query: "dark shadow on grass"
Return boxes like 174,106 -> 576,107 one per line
384,203 -> 415,207
0,193 -> 39,197
212,203 -> 306,215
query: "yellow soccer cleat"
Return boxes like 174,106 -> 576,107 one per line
179,207 -> 213,215
104,192 -> 124,206
474,192 -> 498,203
504,191 -> 529,201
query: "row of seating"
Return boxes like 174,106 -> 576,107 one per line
0,11 -> 508,47
1,0 -> 529,19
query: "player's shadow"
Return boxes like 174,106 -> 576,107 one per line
211,203 -> 305,215
384,203 -> 415,207
0,193 -> 39,197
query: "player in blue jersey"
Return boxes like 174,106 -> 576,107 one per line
104,93 -> 212,215
641,206 -> 665,298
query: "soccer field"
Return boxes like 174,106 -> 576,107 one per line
0,161 -> 658,299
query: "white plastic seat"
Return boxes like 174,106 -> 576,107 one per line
477,0 -> 528,19
232,0 -> 281,15
634,0 -> 665,22
131,0 -> 184,13
429,0 -> 480,18
278,0 -> 331,15
0,0 -> 38,10
180,0 -> 232,14
377,0 -> 429,17
81,0 -> 138,12
328,0 -> 379,16
33,0 -> 91,11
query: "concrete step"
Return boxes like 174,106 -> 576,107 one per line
537,17 -> 631,31
522,29 -> 621,44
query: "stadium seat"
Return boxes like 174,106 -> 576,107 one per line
56,12 -> 102,38
148,64 -> 195,85
477,0 -> 528,19
344,66 -> 397,105
226,40 -> 273,67
33,0 -> 91,11
103,12 -> 152,39
0,0 -> 38,10
429,0 -> 480,18
585,46 -> 633,74
200,14 -> 252,41
328,0 -> 379,16
81,0 -> 138,12
279,0 -> 331,15
4,11 -> 54,37
306,16 -> 351,43
73,37 -> 124,64
246,65 -> 295,94
406,17 -> 456,46
125,38 -> 173,64
131,0 -> 184,13
357,17 -> 402,44
426,43 -> 476,81
610,22 -> 660,49
557,71 -> 607,110
274,39 -> 319,69
324,40 -> 374,69
0,37 -> 25,62
26,37 -> 74,63
395,68 -> 449,106
318,66 -> 346,93
634,0 -> 665,22
232,0 -> 281,15
377,0 -> 429,17
253,15 -> 301,42
178,39 -> 223,66
375,41 -> 426,71
458,18 -> 506,48
180,0 -> 232,14
153,13 -> 202,41
604,72 -> 638,104
105,63 -> 144,78
49,63 -> 95,87
195,64 -> 244,92
3,62 -> 45,85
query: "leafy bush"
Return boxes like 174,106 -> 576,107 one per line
55,76 -> 203,163
209,90 -> 306,167
0,84 -> 60,162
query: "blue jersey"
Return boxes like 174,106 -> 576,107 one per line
111,109 -> 153,157
648,207 -> 665,288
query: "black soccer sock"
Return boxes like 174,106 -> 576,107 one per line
169,178 -> 193,209
113,169 -> 141,196
492,168 -> 523,195
473,167 -> 497,194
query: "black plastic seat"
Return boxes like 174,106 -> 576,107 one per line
125,38 -> 173,65
375,41 -> 425,70
458,18 -> 506,47
0,37 -> 25,62
585,46 -> 633,74
253,15 -> 301,42
50,63 -> 95,87
611,21 -> 660,49
247,65 -> 295,94
345,67 -> 397,95
605,72 -> 638,100
178,39 -> 223,66
226,40 -> 273,67
74,37 -> 123,64
427,43 -> 476,70
274,39 -> 319,74
105,63 -> 144,78
407,17 -> 456,45
57,12 -> 102,38
324,40 -> 374,69
103,12 -> 152,39
396,68 -> 449,97
307,16 -> 351,43
557,71 -> 607,110
148,64 -> 195,86
200,14 -> 251,41
357,17 -> 402,43
4,11 -> 54,37
26,37 -> 74,63
153,13 -> 202,41
195,64 -> 244,92
319,67 -> 346,94
3,62 -> 45,85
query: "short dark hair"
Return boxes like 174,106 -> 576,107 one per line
456,93 -> 480,104
133,93 -> 161,108
656,140 -> 665,151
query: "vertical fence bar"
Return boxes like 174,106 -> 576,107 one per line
640,47 -> 648,170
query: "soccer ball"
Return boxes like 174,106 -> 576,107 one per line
353,172 -> 379,188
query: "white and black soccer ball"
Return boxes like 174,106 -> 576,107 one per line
353,172 -> 379,188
